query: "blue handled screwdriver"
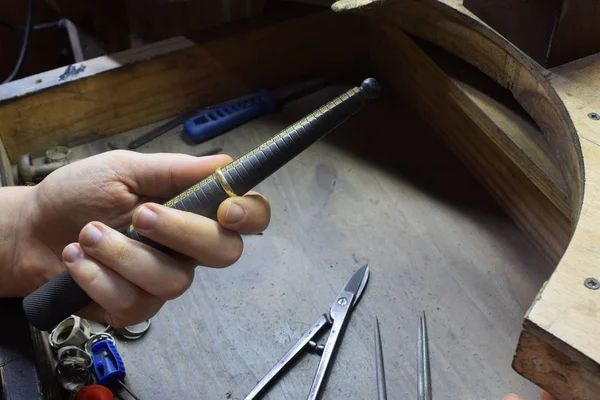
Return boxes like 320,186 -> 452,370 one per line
183,77 -> 328,144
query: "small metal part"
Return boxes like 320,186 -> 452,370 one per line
57,345 -> 92,365
85,332 -> 116,354
308,340 -> 325,352
86,320 -> 113,336
585,277 -> 600,290
56,346 -> 94,393
375,316 -> 387,400
417,312 -> 432,400
17,153 -> 69,184
588,112 -> 600,120
45,146 -> 71,163
115,320 -> 151,340
49,315 -> 91,351
337,297 -> 348,306
215,168 -> 237,197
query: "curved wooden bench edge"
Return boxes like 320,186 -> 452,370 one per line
334,0 -> 600,397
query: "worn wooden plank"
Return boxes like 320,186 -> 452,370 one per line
62,85 -> 551,400
365,1 -> 583,220
0,9 -> 366,163
369,24 -> 570,264
511,53 -> 600,400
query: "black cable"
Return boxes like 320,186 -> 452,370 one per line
2,0 -> 35,84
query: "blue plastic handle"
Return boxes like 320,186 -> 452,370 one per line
91,339 -> 126,386
184,89 -> 277,143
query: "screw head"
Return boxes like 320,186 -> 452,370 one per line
588,112 -> 600,120
337,297 -> 348,306
585,278 -> 599,290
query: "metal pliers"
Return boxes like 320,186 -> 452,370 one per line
244,265 -> 370,400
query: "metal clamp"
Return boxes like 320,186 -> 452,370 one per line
49,316 -> 91,351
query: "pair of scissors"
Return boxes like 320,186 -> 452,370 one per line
244,265 -> 370,400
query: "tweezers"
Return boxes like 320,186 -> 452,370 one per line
374,311 -> 432,400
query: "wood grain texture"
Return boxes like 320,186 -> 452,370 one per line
369,23 -> 570,264
0,9 -> 366,163
0,138 -> 12,187
361,0 -> 584,220
63,85 -> 552,400
513,53 -> 600,400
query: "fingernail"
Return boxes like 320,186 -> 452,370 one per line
225,202 -> 245,224
503,395 -> 519,400
80,224 -> 103,248
134,206 -> 157,230
63,244 -> 83,264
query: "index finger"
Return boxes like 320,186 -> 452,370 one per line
107,150 -> 233,198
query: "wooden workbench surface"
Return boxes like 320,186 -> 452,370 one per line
64,86 -> 552,399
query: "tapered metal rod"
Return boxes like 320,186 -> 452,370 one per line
23,78 -> 381,331
417,312 -> 432,400
375,316 -> 387,400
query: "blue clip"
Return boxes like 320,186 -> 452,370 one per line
90,339 -> 126,386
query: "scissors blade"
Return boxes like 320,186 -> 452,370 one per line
306,265 -> 370,400
245,314 -> 330,400
342,264 -> 369,307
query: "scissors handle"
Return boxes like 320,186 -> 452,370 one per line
245,314 -> 330,400
307,289 -> 355,400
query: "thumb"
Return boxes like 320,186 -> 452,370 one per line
541,391 -> 556,400
108,151 -> 233,198
503,395 -> 524,400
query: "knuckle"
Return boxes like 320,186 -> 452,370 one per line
110,238 -> 134,265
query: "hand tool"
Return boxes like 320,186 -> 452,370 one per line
15,146 -> 73,185
22,77 -> 380,331
90,339 -> 141,400
183,77 -> 328,144
375,316 -> 387,400
244,264 -> 370,400
418,312 -> 432,400
126,108 -> 202,149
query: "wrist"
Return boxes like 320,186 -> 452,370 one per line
0,186 -> 35,297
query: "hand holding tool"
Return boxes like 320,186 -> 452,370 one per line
22,78 -> 380,331
244,265 -> 370,400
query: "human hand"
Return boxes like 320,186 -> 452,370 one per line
7,150 -> 270,327
503,391 -> 556,400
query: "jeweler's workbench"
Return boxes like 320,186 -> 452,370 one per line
46,85 -> 550,399
2,1 -> 600,399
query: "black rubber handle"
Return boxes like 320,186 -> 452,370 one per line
22,78 -> 380,331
